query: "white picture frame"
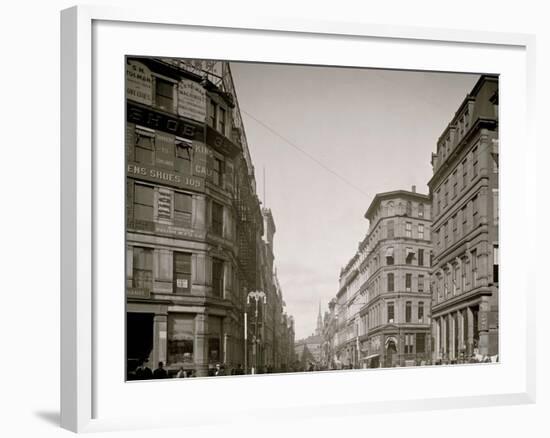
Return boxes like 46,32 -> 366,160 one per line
60,5 -> 536,433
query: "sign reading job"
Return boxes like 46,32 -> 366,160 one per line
126,60 -> 152,105
178,78 -> 207,123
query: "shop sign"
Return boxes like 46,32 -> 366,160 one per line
127,102 -> 204,141
157,188 -> 172,221
178,78 -> 207,123
126,60 -> 153,105
127,163 -> 204,192
176,278 -> 188,289
155,132 -> 175,170
154,224 -> 205,240
126,287 -> 151,299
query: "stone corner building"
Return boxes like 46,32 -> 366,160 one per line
125,57 -> 294,378
361,189 -> 433,368
429,74 -> 499,362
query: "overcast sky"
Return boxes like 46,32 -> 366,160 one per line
230,62 -> 479,340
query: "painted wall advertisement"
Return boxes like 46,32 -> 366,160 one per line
126,60 -> 153,106
178,78 -> 207,123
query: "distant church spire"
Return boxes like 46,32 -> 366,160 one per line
316,301 -> 322,336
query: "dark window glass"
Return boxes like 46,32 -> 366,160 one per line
405,301 -> 412,322
387,273 -> 394,292
211,201 -> 223,236
418,249 -> 424,266
406,274 -> 412,292
133,247 -> 153,290
418,302 -> 424,320
212,258 -> 224,298
416,333 -> 426,353
209,100 -> 217,128
387,302 -> 394,323
173,252 -> 192,293
174,192 -> 192,228
134,184 -> 154,222
135,132 -> 154,165
155,78 -> 174,111
175,139 -> 192,175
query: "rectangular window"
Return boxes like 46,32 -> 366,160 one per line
418,275 -> 424,292
462,159 -> 468,188
452,171 -> 458,198
208,100 -> 217,128
211,201 -> 224,236
135,129 -> 154,165
387,220 -> 394,239
444,181 -> 448,207
437,190 -> 441,216
405,301 -> 412,322
406,274 -> 412,292
405,248 -> 414,265
416,333 -> 426,354
387,302 -> 394,323
133,247 -> 153,290
155,77 -> 174,112
418,302 -> 424,321
386,247 -> 394,265
418,223 -> 424,240
418,249 -> 424,266
174,192 -> 192,228
405,222 -> 412,238
404,333 -> 414,354
167,314 -> 194,365
212,258 -> 224,298
213,157 -> 224,187
462,205 -> 468,235
175,138 -> 192,175
452,214 -> 458,241
173,252 -> 192,293
218,107 -> 226,135
472,147 -> 479,178
418,203 -> 424,218
472,249 -> 478,287
493,244 -> 499,283
493,189 -> 499,225
134,184 -> 154,222
444,222 -> 448,247
387,273 -> 394,292
472,195 -> 479,227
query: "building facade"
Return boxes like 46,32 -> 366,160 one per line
429,75 -> 499,363
125,57 -> 293,378
361,189 -> 433,368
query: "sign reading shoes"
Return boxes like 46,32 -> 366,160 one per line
127,163 -> 204,192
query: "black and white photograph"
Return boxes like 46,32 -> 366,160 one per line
125,57 -> 499,380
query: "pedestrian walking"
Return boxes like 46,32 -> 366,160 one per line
153,361 -> 168,379
175,367 -> 187,378
134,359 -> 153,380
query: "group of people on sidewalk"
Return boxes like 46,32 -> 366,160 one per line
128,360 -> 247,380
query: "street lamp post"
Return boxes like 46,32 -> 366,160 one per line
246,291 -> 266,374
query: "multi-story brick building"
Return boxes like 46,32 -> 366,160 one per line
125,57 -> 293,378
361,189 -> 433,368
429,75 -> 499,363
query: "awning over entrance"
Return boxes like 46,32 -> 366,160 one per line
365,353 -> 380,360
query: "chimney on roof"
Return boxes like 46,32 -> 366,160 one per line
411,185 -> 416,193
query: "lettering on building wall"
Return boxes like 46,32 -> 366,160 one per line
126,61 -> 153,105
178,78 -> 207,123
157,188 -> 172,221
127,164 -> 204,192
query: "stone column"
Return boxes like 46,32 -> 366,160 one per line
458,310 -> 465,356
194,313 -> 209,377
466,307 -> 474,356
478,296 -> 490,357
449,314 -> 456,361
441,316 -> 447,359
434,318 -> 440,361
152,314 -> 167,367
